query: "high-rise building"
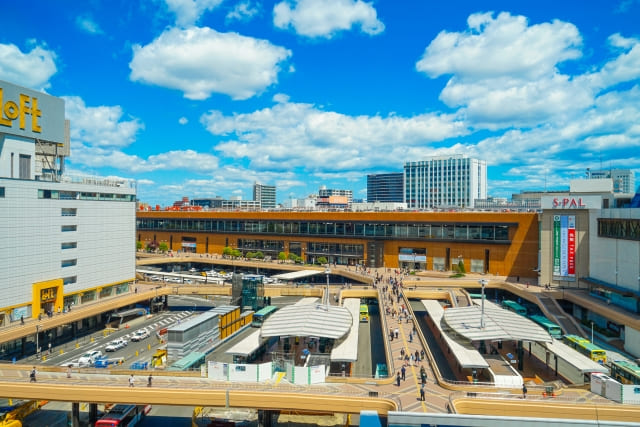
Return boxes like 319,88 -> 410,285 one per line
404,155 -> 487,209
0,80 -> 136,326
367,173 -> 404,202
253,182 -> 276,209
587,168 -> 636,194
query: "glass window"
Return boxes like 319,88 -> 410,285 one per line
0,187 -> 4,198
61,242 -> 77,249
61,208 -> 77,216
63,276 -> 77,285
61,259 -> 77,268
61,225 -> 77,232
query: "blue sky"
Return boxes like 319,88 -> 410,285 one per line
2,0 -> 639,205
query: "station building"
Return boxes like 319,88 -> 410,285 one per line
538,178 -> 640,357
136,210 -> 539,278
0,80 -> 136,327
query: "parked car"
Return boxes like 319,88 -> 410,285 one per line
105,338 -> 128,352
78,350 -> 103,366
131,329 -> 150,342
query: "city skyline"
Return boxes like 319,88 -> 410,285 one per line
1,0 -> 639,205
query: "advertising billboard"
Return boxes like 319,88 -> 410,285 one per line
0,79 -> 65,143
553,215 -> 576,281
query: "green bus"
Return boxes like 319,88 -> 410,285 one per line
529,314 -> 563,339
501,300 -> 527,316
251,305 -> 279,327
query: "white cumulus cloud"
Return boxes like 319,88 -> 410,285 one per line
416,12 -> 582,79
415,12 -> 590,128
273,0 -> 384,38
0,41 -> 57,90
226,1 -> 260,22
129,27 -> 292,100
63,96 -> 144,148
165,0 -> 223,27
201,97 -> 467,172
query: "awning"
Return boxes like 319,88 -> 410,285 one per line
226,330 -> 263,357
271,270 -> 323,280
111,308 -> 146,318
331,298 -> 360,362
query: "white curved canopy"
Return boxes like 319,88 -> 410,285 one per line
260,303 -> 352,340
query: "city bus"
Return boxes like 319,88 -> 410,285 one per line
529,315 -> 563,339
610,360 -> 640,385
563,335 -> 607,364
94,404 -> 151,427
251,305 -> 279,327
359,304 -> 369,322
501,300 -> 527,316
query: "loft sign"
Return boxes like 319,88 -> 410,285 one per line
0,88 -> 42,133
552,197 -> 586,209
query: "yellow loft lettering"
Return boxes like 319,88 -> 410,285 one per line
0,89 -> 42,132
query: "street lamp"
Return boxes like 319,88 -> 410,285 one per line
478,279 -> 488,329
324,267 -> 331,306
35,325 -> 40,355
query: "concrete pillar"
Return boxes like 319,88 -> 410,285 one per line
259,410 -> 274,427
517,340 -> 524,371
89,403 -> 98,424
71,402 -> 80,427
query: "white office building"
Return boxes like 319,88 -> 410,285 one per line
586,168 -> 636,194
404,155 -> 487,209
0,80 -> 136,327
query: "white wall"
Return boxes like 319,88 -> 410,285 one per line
624,326 -> 640,357
589,209 -> 640,293
0,135 -> 35,179
0,178 -> 135,308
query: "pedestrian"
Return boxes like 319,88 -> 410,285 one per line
409,332 -> 413,343
20,315 -> 24,325
67,365 -> 72,378
129,374 -> 135,387
396,372 -> 401,386
147,374 -> 152,387
29,366 -> 37,382
420,384 -> 425,401
401,365 -> 406,381
48,343 -> 52,354
415,350 -> 420,362
394,328 -> 399,339
420,349 -> 425,360
410,354 -> 414,365
522,383 -> 527,399
400,348 -> 405,359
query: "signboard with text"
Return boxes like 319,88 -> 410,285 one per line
553,215 -> 576,281
0,79 -> 65,143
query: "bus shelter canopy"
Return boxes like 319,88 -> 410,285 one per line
443,299 -> 553,343
260,303 -> 352,340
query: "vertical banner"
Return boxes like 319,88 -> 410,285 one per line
560,215 -> 569,276
553,215 -> 576,280
567,216 -> 576,275
553,216 -> 561,276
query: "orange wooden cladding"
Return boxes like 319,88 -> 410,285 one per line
137,211 -> 539,277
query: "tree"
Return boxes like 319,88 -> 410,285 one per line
231,249 -> 241,258
278,252 -> 287,263
317,256 -> 328,265
136,241 -> 143,251
254,251 -> 264,259
222,246 -> 232,257
158,242 -> 169,253
457,259 -> 466,274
